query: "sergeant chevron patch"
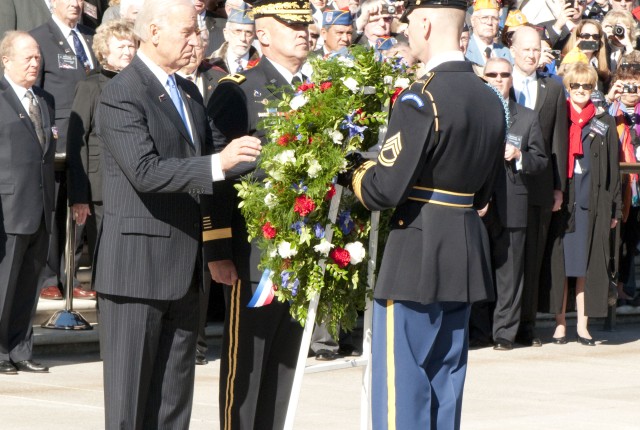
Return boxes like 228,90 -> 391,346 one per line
379,132 -> 402,166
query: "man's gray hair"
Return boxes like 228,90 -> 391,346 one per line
0,31 -> 34,59
484,57 -> 512,72
134,0 -> 193,42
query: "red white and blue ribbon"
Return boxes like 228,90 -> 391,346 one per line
247,269 -> 275,308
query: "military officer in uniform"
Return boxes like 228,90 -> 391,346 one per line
204,0 -> 312,428
341,1 -> 507,428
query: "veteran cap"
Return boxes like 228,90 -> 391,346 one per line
473,0 -> 500,11
228,2 -> 255,24
322,8 -> 353,28
504,9 -> 527,27
400,0 -> 470,23
246,0 -> 314,25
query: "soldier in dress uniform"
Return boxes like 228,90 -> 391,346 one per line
203,0 -> 312,428
341,0 -> 507,428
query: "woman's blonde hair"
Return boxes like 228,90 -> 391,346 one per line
92,19 -> 136,67
562,62 -> 598,90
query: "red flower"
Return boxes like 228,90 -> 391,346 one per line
294,195 -> 316,216
262,222 -> 277,239
277,133 -> 295,146
297,82 -> 315,92
325,184 -> 336,201
330,247 -> 351,268
320,81 -> 332,92
390,87 -> 403,106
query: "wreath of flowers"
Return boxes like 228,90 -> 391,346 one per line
236,46 -> 413,336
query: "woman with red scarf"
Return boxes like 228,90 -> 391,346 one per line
548,62 -> 621,346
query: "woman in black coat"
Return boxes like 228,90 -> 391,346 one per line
67,19 -> 136,257
548,62 -> 621,346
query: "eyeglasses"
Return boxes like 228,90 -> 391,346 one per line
578,33 -> 599,40
569,83 -> 594,90
477,16 -> 499,24
484,72 -> 512,78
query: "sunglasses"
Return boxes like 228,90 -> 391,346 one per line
485,72 -> 512,78
569,83 -> 594,90
578,33 -> 599,40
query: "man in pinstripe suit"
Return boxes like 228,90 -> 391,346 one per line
93,1 -> 261,428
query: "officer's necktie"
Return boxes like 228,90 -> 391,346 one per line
167,75 -> 192,143
518,78 -> 531,109
71,30 -> 91,70
25,91 -> 45,149
236,58 -> 244,73
291,75 -> 302,87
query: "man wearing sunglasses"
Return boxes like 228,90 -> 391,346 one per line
465,0 -> 512,67
509,25 -> 568,348
470,58 -> 547,351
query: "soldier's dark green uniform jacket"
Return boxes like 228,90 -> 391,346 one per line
351,60 -> 507,304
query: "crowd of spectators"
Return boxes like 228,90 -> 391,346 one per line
2,0 -> 640,376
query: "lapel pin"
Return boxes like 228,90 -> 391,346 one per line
253,90 -> 261,97
19,113 -> 25,119
159,94 -> 167,102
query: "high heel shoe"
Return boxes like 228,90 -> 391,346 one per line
552,336 -> 567,344
577,335 -> 596,346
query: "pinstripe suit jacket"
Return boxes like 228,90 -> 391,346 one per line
94,55 -> 214,300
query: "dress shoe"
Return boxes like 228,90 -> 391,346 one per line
469,338 -> 493,349
0,361 -> 17,374
315,349 -> 340,361
577,335 -> 596,346
40,286 -> 62,300
552,336 -> 568,345
338,345 -> 362,357
13,360 -> 49,373
515,333 -> 542,347
73,287 -> 96,300
493,338 -> 513,351
195,351 -> 208,365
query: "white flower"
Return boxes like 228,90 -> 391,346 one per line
345,241 -> 366,265
278,241 -> 298,258
394,77 -> 411,89
290,94 -> 308,110
342,77 -> 359,93
339,159 -> 348,172
330,129 -> 343,144
273,150 -> 296,165
268,169 -> 284,181
307,159 -> 322,178
337,56 -> 354,67
383,75 -> 393,85
269,247 -> 278,258
264,193 -> 277,208
265,180 -> 272,189
313,239 -> 334,256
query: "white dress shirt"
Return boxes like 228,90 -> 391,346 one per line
4,74 -> 37,115
226,51 -> 250,73
265,57 -> 304,85
137,50 -> 224,181
512,69 -> 538,110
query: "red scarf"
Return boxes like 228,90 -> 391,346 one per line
567,100 -> 596,179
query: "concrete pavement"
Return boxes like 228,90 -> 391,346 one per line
1,319 -> 639,429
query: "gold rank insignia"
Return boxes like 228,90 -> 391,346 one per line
218,74 -> 246,84
378,132 -> 402,167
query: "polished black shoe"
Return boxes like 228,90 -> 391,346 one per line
13,360 -> 49,373
515,333 -> 542,347
338,345 -> 362,357
552,336 -> 568,345
0,360 -> 17,374
577,336 -> 596,346
195,352 -> 208,366
315,349 -> 340,361
493,338 -> 513,351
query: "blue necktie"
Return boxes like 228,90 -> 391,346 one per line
71,30 -> 90,70
518,78 -> 531,108
167,75 -> 192,142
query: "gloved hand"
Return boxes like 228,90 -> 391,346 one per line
336,151 -> 366,189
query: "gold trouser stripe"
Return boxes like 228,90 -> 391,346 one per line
386,299 -> 396,430
225,280 -> 241,430
203,227 -> 232,242
412,186 -> 474,197
406,197 -> 473,208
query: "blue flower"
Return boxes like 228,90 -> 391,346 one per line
313,223 -> 325,239
337,210 -> 355,235
291,221 -> 305,234
340,112 -> 368,140
291,180 -> 308,194
281,270 -> 292,289
291,278 -> 300,297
